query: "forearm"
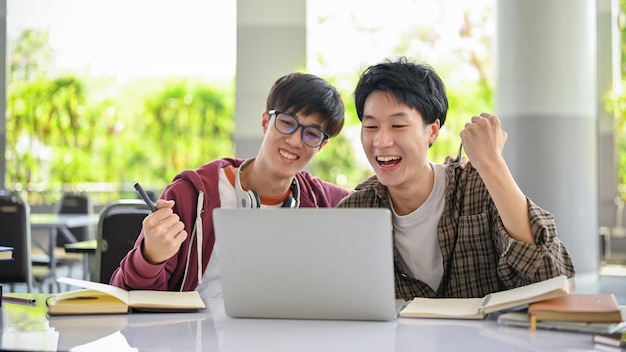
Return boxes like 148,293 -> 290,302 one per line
479,157 -> 534,245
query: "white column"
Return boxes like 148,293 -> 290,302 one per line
235,0 -> 306,158
496,0 -> 598,274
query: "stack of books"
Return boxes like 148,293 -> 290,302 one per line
528,293 -> 623,331
497,293 -> 625,334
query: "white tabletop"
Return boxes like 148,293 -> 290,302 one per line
0,295 -> 599,351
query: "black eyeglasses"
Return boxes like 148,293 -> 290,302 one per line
268,110 -> 329,148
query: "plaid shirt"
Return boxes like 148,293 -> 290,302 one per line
337,163 -> 575,300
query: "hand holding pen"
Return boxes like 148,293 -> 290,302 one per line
133,182 -> 188,264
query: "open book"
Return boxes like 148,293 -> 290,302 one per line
47,277 -> 206,316
399,275 -> 569,319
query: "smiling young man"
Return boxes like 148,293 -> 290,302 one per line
337,57 -> 575,300
110,72 -> 351,296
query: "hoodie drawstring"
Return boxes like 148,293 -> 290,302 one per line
195,191 -> 204,286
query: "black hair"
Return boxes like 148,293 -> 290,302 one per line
266,72 -> 345,137
354,57 -> 448,128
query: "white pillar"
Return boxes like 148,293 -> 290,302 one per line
235,0 -> 306,158
496,0 -> 598,274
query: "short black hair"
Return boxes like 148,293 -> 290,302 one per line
266,72 -> 345,137
354,57 -> 448,128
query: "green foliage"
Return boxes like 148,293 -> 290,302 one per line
431,79 -> 494,161
308,90 -> 371,190
6,28 -> 235,205
142,81 -> 234,182
7,12 -> 495,203
308,3 -> 495,190
7,75 -> 93,186
6,75 -> 235,205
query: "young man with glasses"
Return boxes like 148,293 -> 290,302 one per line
110,72 -> 351,295
337,57 -> 575,300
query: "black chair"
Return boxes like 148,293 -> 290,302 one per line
0,190 -> 32,292
32,192 -> 91,282
56,192 -> 92,246
95,199 -> 151,284
0,190 -> 58,292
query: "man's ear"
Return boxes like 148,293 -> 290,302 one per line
428,119 -> 441,145
261,111 -> 270,133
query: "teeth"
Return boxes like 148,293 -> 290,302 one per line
280,149 -> 297,160
376,156 -> 400,162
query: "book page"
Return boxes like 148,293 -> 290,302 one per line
399,297 -> 485,319
128,290 -> 206,310
482,275 -> 569,313
53,288 -> 115,302
57,277 -> 130,305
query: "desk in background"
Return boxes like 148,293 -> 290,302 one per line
64,240 -> 97,281
30,214 -> 99,280
0,294 -> 599,352
63,239 -> 96,254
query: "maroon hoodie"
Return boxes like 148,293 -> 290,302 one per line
109,158 -> 351,291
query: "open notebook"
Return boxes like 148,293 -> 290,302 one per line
213,208 -> 398,321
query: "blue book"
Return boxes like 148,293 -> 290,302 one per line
0,246 -> 14,260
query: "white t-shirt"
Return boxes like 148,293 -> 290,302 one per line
391,163 -> 447,291
196,168 -> 284,298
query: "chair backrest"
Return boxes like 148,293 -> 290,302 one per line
56,192 -> 92,246
95,199 -> 151,284
0,190 -> 32,291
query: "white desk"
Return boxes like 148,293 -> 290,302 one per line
0,295 -> 599,351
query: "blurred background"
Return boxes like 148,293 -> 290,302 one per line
3,0 -> 495,205
1,0 -> 625,274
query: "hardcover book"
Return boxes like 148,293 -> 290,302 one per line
528,293 -> 623,331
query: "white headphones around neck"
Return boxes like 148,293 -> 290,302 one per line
234,159 -> 300,208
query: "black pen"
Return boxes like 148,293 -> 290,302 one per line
134,182 -> 157,212
2,295 -> 36,305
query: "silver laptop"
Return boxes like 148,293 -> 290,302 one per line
212,208 -> 397,321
